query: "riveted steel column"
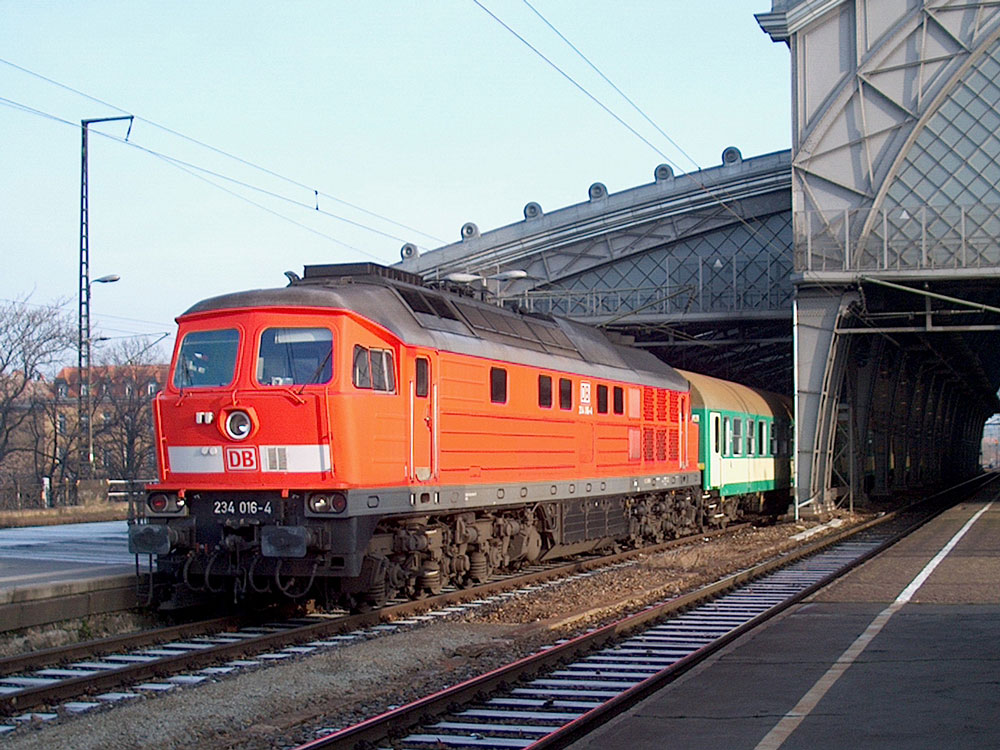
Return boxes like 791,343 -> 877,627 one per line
792,287 -> 857,518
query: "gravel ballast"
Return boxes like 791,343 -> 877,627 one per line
2,518 -> 860,750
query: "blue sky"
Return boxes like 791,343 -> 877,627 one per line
0,1 -> 788,361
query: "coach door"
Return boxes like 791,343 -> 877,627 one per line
708,412 -> 722,489
410,355 -> 434,481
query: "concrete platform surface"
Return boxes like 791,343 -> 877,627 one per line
0,521 -> 137,631
568,498 -> 1000,750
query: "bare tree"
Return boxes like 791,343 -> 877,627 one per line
91,336 -> 169,483
0,297 -> 75,473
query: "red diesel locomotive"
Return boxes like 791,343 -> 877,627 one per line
130,263 -> 709,608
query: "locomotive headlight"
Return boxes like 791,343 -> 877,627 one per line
224,410 -> 253,441
307,492 -> 347,514
308,494 -> 330,513
149,493 -> 170,512
147,492 -> 185,515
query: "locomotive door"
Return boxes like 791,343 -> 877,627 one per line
410,355 -> 434,481
708,412 -> 722,489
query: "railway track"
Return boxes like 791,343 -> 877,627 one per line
0,525 -> 743,724
291,476 -> 996,750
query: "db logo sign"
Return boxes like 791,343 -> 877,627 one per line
224,446 -> 258,471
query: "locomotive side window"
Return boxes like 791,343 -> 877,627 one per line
353,346 -> 396,392
491,367 -> 507,404
371,349 -> 396,392
416,358 -> 429,397
352,345 -> 371,388
597,384 -> 608,414
257,327 -> 333,386
538,374 -> 552,408
559,378 -> 572,410
613,386 -> 624,415
173,328 -> 239,388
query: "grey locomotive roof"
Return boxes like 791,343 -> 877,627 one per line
182,274 -> 688,392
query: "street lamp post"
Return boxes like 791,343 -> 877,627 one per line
78,114 -> 131,481
82,276 -> 118,477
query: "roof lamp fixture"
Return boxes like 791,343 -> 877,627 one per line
444,272 -> 483,283
444,270 -> 528,283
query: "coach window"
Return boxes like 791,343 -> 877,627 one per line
491,367 -> 508,403
613,386 -> 624,415
597,384 -> 608,414
257,327 -> 333,386
759,420 -> 767,456
416,358 -> 429,397
747,419 -> 755,455
559,378 -> 572,410
723,417 -> 731,457
732,418 -> 743,456
538,374 -> 552,408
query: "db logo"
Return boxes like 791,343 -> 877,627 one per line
224,447 -> 258,471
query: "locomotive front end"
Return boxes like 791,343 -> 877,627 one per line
130,305 -> 363,605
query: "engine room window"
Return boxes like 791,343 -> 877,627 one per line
491,367 -> 507,404
559,378 -> 572,410
597,384 -> 609,414
613,386 -> 624,415
538,374 -> 552,408
416,358 -> 429,397
256,327 -> 333,386
173,328 -> 239,388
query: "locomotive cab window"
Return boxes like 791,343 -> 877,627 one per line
613,386 -> 624,415
353,345 -> 396,392
416,358 -> 429,397
256,327 -> 333,386
173,328 -> 239,388
538,374 -> 552,408
559,378 -> 572,410
491,367 -> 507,404
597,384 -> 608,414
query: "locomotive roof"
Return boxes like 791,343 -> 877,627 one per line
182,269 -> 688,391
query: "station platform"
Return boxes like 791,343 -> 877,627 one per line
568,495 -> 1000,750
0,521 -> 137,631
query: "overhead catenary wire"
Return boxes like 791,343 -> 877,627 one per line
0,56 -> 447,247
471,0 -> 790,268
0,95 -> 391,261
520,0 -> 702,172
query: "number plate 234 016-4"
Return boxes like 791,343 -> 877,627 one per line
212,499 -> 274,516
